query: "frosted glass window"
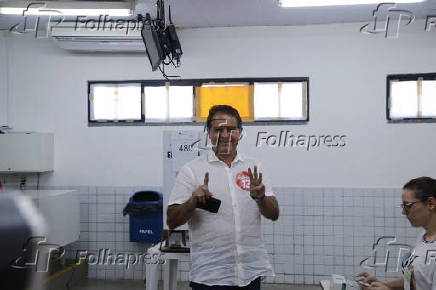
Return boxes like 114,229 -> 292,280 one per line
195,83 -> 253,122
89,78 -> 309,125
254,82 -> 307,120
116,86 -> 142,119
145,86 -> 193,122
421,80 -> 436,118
169,86 -> 193,121
389,81 -> 418,119
254,83 -> 279,119
90,83 -> 141,121
280,82 -> 306,120
145,86 -> 167,121
389,77 -> 436,121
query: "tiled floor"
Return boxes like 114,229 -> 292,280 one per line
75,279 -> 320,290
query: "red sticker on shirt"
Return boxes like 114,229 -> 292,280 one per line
236,171 -> 251,191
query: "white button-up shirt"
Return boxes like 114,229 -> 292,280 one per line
168,150 -> 275,286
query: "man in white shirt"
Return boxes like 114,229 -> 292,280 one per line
167,105 -> 279,290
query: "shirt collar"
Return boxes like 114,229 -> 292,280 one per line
207,149 -> 244,164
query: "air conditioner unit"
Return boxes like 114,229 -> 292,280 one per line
50,22 -> 145,52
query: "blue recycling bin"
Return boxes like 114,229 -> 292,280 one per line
123,191 -> 163,243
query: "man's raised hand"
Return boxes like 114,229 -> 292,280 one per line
248,166 -> 265,200
191,172 -> 213,205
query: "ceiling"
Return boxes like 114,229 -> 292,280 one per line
144,0 -> 436,27
0,0 -> 435,30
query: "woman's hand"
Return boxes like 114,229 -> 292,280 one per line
369,282 -> 391,290
354,272 -> 383,290
355,272 -> 380,284
355,272 -> 403,290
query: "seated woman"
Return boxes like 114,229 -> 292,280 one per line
356,176 -> 436,290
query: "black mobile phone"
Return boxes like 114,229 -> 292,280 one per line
197,197 -> 221,213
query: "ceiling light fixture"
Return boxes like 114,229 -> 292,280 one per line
278,0 -> 425,8
0,1 -> 133,16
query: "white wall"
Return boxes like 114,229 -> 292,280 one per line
4,21 -> 436,187
0,32 -> 8,126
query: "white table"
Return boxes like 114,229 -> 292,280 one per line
145,244 -> 190,290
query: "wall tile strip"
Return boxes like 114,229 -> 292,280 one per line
28,185 -> 418,284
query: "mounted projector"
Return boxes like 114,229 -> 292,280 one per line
139,0 -> 182,78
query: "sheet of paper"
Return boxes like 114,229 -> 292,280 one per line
170,131 -> 200,175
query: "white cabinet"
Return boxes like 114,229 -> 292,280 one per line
0,133 -> 54,173
21,190 -> 80,246
1,189 -> 79,247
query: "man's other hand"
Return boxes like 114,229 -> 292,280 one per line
248,166 -> 265,200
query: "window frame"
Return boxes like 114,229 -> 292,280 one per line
387,73 -> 436,123
88,81 -> 145,123
88,77 -> 310,126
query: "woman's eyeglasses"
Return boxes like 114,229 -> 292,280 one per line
398,201 -> 419,211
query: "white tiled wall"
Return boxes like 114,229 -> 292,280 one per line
5,182 -> 419,284
261,187 -> 419,284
